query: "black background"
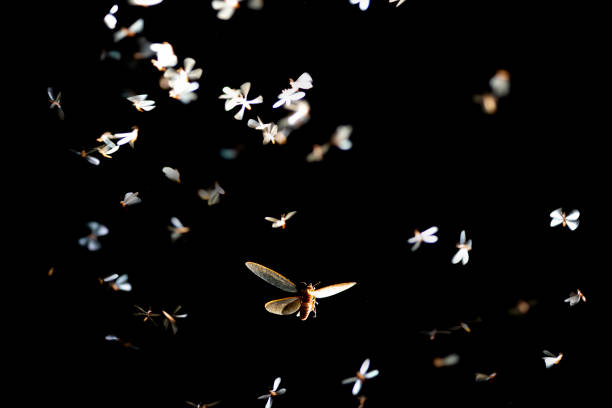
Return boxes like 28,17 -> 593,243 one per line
28,1 -> 606,407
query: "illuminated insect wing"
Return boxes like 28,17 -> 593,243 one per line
71,149 -> 100,166
565,209 -> 580,230
128,0 -> 164,6
489,70 -> 511,98
162,166 -> 181,183
113,274 -> 132,291
542,350 -> 563,368
290,72 -> 313,90
127,94 -> 156,112
349,0 -> 370,11
331,125 -> 353,150
475,372 -> 497,382
169,217 -> 189,241
433,353 -> 460,368
389,0 -> 407,6
104,4 -> 119,29
264,297 -> 302,315
47,87 -> 65,119
312,282 -> 356,298
549,208 -> 564,227
121,192 -> 141,207
182,57 -> 203,81
245,262 -> 297,293
150,42 -> 178,70
420,226 -> 439,243
212,0 -> 240,20
564,290 -> 585,306
264,217 -> 282,228
113,18 -> 144,42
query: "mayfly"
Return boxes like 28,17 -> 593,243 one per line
162,305 -> 188,334
245,262 -> 356,320
342,359 -> 379,395
257,377 -> 286,408
550,208 -> 580,230
120,192 -> 141,207
198,182 -> 225,206
79,221 -> 108,251
564,289 -> 586,306
169,217 -> 189,242
407,226 -> 438,251
100,273 -> 132,292
542,350 -> 563,368
47,87 -> 64,120
265,211 -> 296,229
134,305 -> 160,324
452,230 -> 472,265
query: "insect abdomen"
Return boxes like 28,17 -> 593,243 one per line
299,293 -> 316,321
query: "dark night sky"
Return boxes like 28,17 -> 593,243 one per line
25,1 -> 607,408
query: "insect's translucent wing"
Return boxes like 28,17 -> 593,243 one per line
410,241 -> 422,252
364,369 -> 379,379
275,388 -> 286,396
264,297 -> 301,315
543,357 -> 557,368
421,226 -> 438,238
542,350 -> 556,357
293,72 -> 313,89
550,208 -> 563,219
452,249 -> 464,264
566,219 -> 579,231
88,239 -> 101,251
250,95 -> 264,105
313,282 -> 356,298
234,106 -> 246,120
459,230 -> 466,245
118,282 -> 132,292
341,377 -> 357,384
170,217 -> 184,228
565,210 -> 580,221
257,394 -> 270,400
550,217 -> 563,227
284,211 -> 297,220
351,380 -> 362,396
240,82 -> 251,96
116,274 -> 129,284
359,359 -> 371,375
129,18 -> 145,34
245,262 -> 297,292
265,396 -> 272,408
265,217 -> 280,223
248,119 -> 261,128
461,250 -> 470,265
272,99 -> 286,109
272,377 -> 281,391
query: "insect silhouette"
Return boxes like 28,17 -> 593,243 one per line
245,262 -> 356,321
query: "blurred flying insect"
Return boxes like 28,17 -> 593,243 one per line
100,273 -> 132,292
133,305 -> 160,324
103,4 -> 119,29
113,18 -> 144,42
99,127 -> 139,148
542,350 -> 563,368
247,117 -> 281,145
330,125 -> 353,151
257,377 -> 286,408
198,182 -> 225,206
120,192 -> 141,207
564,289 -> 586,306
79,221 -> 108,251
550,208 -> 580,230
349,0 -> 370,11
245,262 -> 356,321
273,88 -> 305,109
212,0 -> 241,20
105,334 -> 139,350
265,211 -> 297,229
473,93 -> 498,115
433,353 -> 460,368
389,0 -> 407,6
169,217 -> 190,242
47,87 -> 64,120
150,42 -> 178,71
70,148 -> 100,166
127,94 -> 156,112
508,299 -> 538,316
489,69 -> 511,98
289,72 -> 313,91
186,401 -> 221,408
420,328 -> 452,340
342,359 -> 379,395
128,0 -> 164,6
306,143 -> 330,163
452,230 -> 472,265
449,317 -> 482,333
407,226 -> 438,251
96,134 -> 120,158
475,372 -> 497,382
225,82 -> 263,120
162,305 -> 188,334
162,166 -> 181,183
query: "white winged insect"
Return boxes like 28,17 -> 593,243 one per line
265,211 -> 296,229
162,305 -> 188,334
70,148 -> 100,166
273,88 -> 305,109
330,125 -> 353,151
113,18 -> 144,42
452,230 -> 472,265
163,57 -> 203,88
247,117 -> 281,145
306,144 -> 330,162
101,273 -> 132,292
433,353 -> 460,368
96,134 -> 120,158
102,127 -> 139,148
342,359 -> 379,396
245,262 -> 356,320
128,0 -> 164,6
489,69 -> 511,98
257,377 -> 286,408
542,350 -> 563,368
550,208 -> 580,230
212,0 -> 241,20
475,372 -> 497,382
167,68 -> 200,104
226,82 -> 263,120
47,87 -> 64,120
349,0 -> 370,11
280,100 -> 310,128
162,166 -> 181,183
103,4 -> 119,29
120,192 -> 142,207
185,401 -> 221,408
150,42 -> 178,71
168,217 -> 190,242
564,289 -> 586,306
407,226 -> 438,251
78,222 -> 109,251
389,0 -> 407,6
127,94 -> 156,112
198,182 -> 225,206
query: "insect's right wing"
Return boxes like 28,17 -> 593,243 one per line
246,262 -> 297,293
264,297 -> 301,315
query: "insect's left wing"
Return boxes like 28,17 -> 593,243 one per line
264,297 -> 301,315
312,282 -> 356,298
246,262 -> 298,293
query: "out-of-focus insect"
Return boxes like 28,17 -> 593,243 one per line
407,226 -> 438,251
150,42 -> 178,71
349,0 -> 370,11
212,0 -> 241,20
289,72 -> 313,91
162,166 -> 181,183
100,273 -> 132,292
330,125 -> 353,151
186,400 -> 221,408
473,93 -> 498,114
265,211 -> 297,229
550,208 -> 580,230
420,328 -> 452,340
245,262 -> 356,320
564,289 -> 586,306
70,148 -> 100,166
281,100 -> 310,128
128,0 -> 164,6
542,350 -> 563,368
47,87 -> 65,120
103,4 -> 119,29
449,317 -> 482,333
452,230 -> 472,265
306,143 -> 330,162
389,0 -> 406,6
79,222 -> 108,251
248,117 -> 281,145
342,359 -> 379,395
167,69 -> 200,104
162,57 -> 203,88
273,88 -> 305,109
475,372 -> 497,382
48,266 -> 55,277
127,94 -> 156,112
509,299 -> 538,316
120,192 -> 141,207
169,217 -> 190,242
162,305 -> 187,334
357,395 -> 367,408
433,353 -> 460,368
134,305 -> 160,324
113,18 -> 144,42
105,334 -> 139,350
198,182 -> 225,206
489,69 -> 511,98
101,127 -> 139,148
257,377 -> 286,408
100,49 -> 121,61
96,134 -> 120,158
